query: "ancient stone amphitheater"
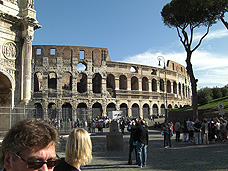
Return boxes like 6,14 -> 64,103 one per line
32,45 -> 191,121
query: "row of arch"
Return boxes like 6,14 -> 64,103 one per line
34,72 -> 190,97
34,101 -> 180,121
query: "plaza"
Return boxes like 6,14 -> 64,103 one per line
57,126 -> 228,171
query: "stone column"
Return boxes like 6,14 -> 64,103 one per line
148,79 -> 152,92
115,77 -> 119,90
22,33 -> 33,103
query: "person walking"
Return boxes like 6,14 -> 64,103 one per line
127,120 -> 138,165
135,120 -> 148,168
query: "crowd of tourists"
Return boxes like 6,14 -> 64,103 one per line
164,117 -> 228,147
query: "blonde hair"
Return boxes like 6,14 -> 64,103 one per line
65,128 -> 92,166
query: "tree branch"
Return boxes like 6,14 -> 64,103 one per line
192,24 -> 210,52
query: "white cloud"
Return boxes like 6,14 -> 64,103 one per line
120,49 -> 228,88
194,29 -> 228,42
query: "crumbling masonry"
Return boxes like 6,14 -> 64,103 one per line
32,45 -> 191,121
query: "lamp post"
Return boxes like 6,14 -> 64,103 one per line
157,56 -> 168,119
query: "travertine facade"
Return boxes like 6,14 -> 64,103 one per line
0,0 -> 40,107
32,45 -> 191,121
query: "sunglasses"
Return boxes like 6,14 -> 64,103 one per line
14,153 -> 61,170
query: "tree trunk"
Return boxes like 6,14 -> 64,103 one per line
185,51 -> 198,120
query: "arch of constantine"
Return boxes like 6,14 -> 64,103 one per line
32,45 -> 191,121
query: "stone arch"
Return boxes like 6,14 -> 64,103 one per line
119,75 -> 127,90
161,104 -> 165,116
132,103 -> 139,117
173,81 -> 177,94
130,66 -> 138,73
62,72 -> 72,90
77,62 -> 87,71
106,102 -> 116,115
34,72 -> 42,92
167,80 -> 171,93
77,73 -> 87,93
182,83 -> 185,97
107,74 -> 115,97
92,73 -> 102,93
131,76 -> 138,90
152,104 -> 158,116
48,103 -> 57,119
34,103 -> 43,118
48,72 -> 57,89
120,103 -> 128,116
142,77 -> 149,91
0,72 -> 12,106
160,79 -> 164,92
143,103 -> 150,119
178,83 -> 181,95
92,102 -> 102,119
152,79 -> 157,91
77,103 -> 89,120
62,103 -> 72,121
168,104 -> 172,109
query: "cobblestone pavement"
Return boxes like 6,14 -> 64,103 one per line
57,128 -> 228,171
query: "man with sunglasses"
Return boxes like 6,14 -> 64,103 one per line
1,118 -> 60,171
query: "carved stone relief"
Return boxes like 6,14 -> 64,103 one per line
2,41 -> 18,60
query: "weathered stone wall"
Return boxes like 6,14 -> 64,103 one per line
31,45 -> 191,121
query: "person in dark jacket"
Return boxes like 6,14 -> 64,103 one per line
127,120 -> 138,165
135,120 -> 148,168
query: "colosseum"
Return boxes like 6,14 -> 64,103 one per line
32,45 -> 191,122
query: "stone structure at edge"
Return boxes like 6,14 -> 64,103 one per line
0,0 -> 40,130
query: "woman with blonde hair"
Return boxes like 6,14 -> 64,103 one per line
54,128 -> 92,171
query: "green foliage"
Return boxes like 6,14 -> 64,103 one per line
197,87 -> 213,105
221,87 -> 228,97
161,0 -> 222,28
212,87 -> 223,99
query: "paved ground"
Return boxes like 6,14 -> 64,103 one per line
57,126 -> 228,171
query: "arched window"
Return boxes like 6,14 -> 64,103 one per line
142,77 -> 149,91
119,75 -> 127,90
131,76 -> 138,90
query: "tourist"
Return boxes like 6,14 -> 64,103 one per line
174,120 -> 181,142
220,118 -> 227,142
182,120 -> 188,142
1,118 -> 59,171
127,120 -> 138,165
163,119 -> 172,148
135,120 -> 148,168
187,118 -> 194,143
201,118 -> 209,144
194,119 -> 202,145
54,128 -> 92,171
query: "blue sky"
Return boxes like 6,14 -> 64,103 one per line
33,0 -> 228,89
